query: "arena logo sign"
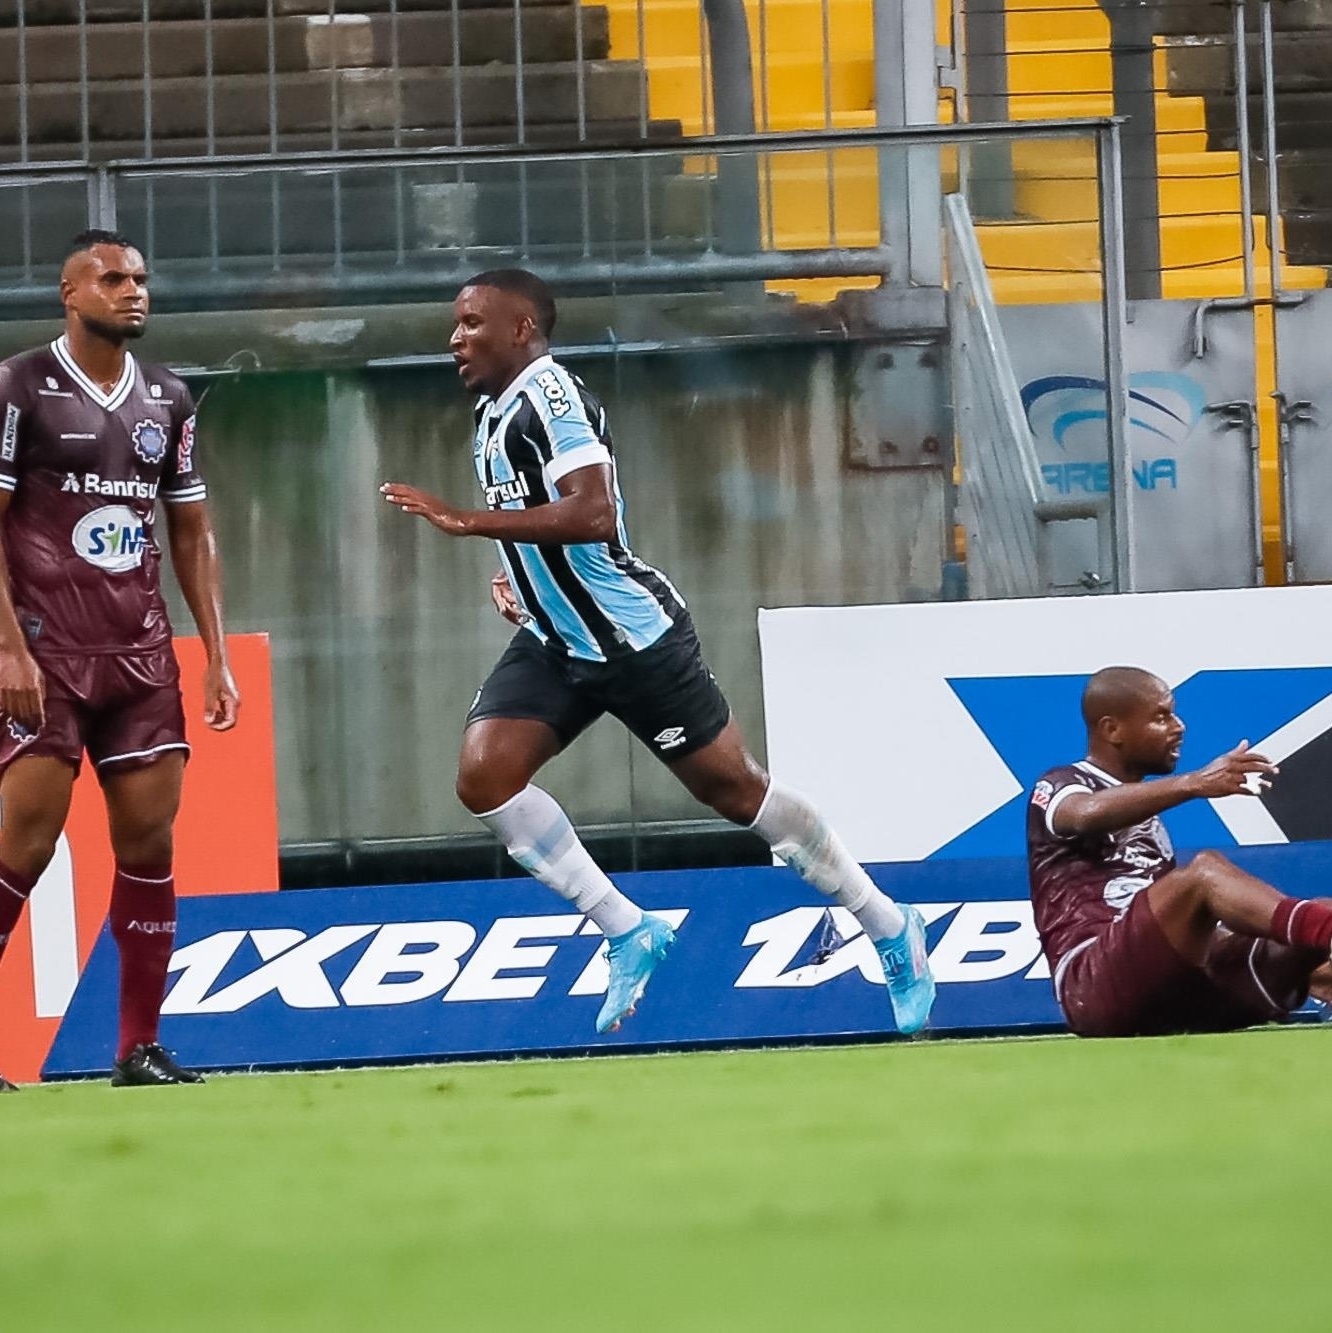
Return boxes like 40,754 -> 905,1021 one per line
159,902 -> 1048,1015
1022,370 -> 1205,496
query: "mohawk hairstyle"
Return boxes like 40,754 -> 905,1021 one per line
67,228 -> 139,258
462,268 -> 557,338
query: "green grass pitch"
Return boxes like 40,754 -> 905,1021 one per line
2,1029 -> 1327,1332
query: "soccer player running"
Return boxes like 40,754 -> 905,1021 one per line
381,268 -> 934,1036
0,230 -> 239,1090
1028,665 -> 1332,1037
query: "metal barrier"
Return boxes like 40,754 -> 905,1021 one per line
0,118 -> 1117,315
944,191 -> 1114,597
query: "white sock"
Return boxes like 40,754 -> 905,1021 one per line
475,785 -> 644,938
750,781 -> 906,942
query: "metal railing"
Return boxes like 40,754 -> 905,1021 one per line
0,118 -> 1118,316
944,190 -> 1115,598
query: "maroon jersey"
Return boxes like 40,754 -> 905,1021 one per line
1027,760 -> 1176,996
0,337 -> 206,654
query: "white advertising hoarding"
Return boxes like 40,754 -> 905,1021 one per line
758,587 -> 1332,864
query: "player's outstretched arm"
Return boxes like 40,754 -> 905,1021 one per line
164,499 -> 240,732
1052,742 -> 1277,838
0,491 -> 44,729
380,464 -> 617,546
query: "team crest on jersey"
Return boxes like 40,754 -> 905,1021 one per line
6,717 -> 37,745
178,415 -> 196,473
132,419 -> 169,464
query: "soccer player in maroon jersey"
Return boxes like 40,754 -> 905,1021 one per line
0,230 -> 239,1088
1028,665 -> 1332,1037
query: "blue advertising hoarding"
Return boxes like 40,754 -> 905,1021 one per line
43,843 -> 1332,1079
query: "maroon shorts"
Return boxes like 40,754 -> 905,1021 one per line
1058,888 -> 1323,1037
0,645 -> 189,779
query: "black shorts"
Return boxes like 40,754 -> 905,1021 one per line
467,615 -> 732,762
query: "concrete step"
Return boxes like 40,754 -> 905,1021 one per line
0,0 -> 571,23
1285,210 -> 1332,268
1205,91 -> 1332,151
1155,0 -> 1332,36
1255,148 -> 1332,267
1007,90 -> 1208,135
1166,33 -> 1332,96
0,61 -> 646,145
598,0 -> 870,62
0,9 -> 610,83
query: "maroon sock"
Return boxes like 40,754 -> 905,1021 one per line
108,862 -> 177,1061
1271,897 -> 1332,955
0,858 -> 36,964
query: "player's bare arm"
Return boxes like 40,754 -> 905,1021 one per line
164,499 -> 240,732
0,490 -> 44,728
1053,742 -> 1277,838
381,463 -> 616,545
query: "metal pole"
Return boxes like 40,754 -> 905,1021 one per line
1231,0 -> 1255,300
700,0 -> 761,255
1097,122 -> 1135,592
16,0 -> 27,164
962,0 -> 1014,219
1098,1 -> 1161,301
874,0 -> 943,286
1259,0 -> 1283,297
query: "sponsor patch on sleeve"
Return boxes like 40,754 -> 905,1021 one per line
535,369 -> 572,419
1031,780 -> 1054,810
2,403 -> 19,463
178,414 -> 196,473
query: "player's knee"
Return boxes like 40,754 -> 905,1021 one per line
1189,849 -> 1235,889
694,769 -> 767,825
1,829 -> 58,879
110,823 -> 173,868
0,804 -> 64,878
455,766 -> 517,817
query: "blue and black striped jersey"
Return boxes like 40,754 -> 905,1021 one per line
472,355 -> 684,662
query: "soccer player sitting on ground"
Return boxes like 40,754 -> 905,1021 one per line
380,268 -> 934,1037
0,230 -> 240,1091
1028,665 -> 1332,1038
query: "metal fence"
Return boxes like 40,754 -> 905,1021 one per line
0,119 -> 1110,316
944,190 -> 1115,598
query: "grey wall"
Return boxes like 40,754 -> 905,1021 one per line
164,343 -> 950,849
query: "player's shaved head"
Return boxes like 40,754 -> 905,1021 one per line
461,268 -> 556,338
62,229 -> 140,278
1081,666 -> 1167,729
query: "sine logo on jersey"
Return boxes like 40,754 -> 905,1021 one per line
70,505 -> 148,573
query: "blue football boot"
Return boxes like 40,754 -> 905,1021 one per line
596,913 -> 676,1034
875,904 -> 936,1035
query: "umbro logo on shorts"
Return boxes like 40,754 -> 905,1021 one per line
654,726 -> 687,750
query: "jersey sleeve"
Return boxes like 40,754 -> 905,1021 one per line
160,384 -> 208,504
0,362 -> 29,495
1030,768 -> 1095,839
526,363 -> 612,484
